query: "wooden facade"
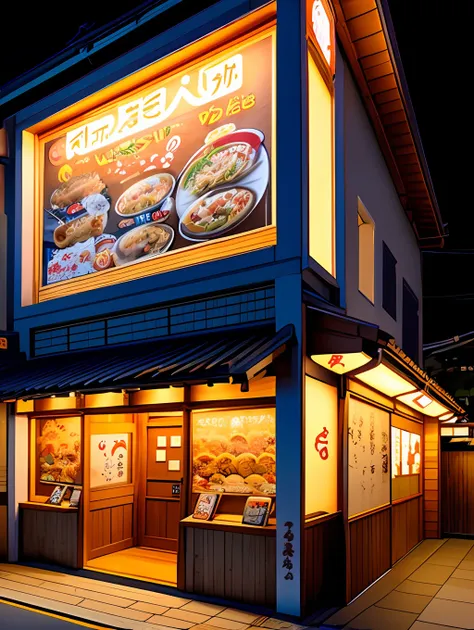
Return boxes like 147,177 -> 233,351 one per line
348,507 -> 391,601
442,451 -> 474,536
20,502 -> 80,568
424,417 -> 440,538
183,523 -> 276,607
392,495 -> 422,564
303,513 -> 345,612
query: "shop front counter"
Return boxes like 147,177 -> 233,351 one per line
181,507 -> 276,607
19,501 -> 81,569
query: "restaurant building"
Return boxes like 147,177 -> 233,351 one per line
0,0 -> 464,619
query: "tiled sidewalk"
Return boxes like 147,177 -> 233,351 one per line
0,563 -> 305,630
321,538 -> 474,630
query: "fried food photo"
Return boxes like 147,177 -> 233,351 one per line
51,172 -> 105,208
53,213 -> 105,249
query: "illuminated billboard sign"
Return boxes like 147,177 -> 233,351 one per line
39,30 -> 274,289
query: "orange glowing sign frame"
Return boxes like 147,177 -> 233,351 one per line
23,6 -> 277,304
307,0 -> 335,75
0,337 -> 7,350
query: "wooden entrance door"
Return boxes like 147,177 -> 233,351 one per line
84,414 -> 137,561
138,416 -> 184,552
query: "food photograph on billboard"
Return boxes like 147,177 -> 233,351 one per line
40,30 -> 274,287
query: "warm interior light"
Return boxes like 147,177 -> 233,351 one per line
412,393 -> 433,409
442,416 -> 457,424
397,390 -> 450,418
310,351 -> 372,375
439,412 -> 454,421
355,363 -> 415,397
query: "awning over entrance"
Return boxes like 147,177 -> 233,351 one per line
0,324 -> 293,401
306,304 -> 465,419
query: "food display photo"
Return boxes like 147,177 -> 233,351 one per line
241,496 -> 273,527
192,408 -> 276,496
41,32 -> 273,287
37,417 -> 82,486
192,493 -> 221,521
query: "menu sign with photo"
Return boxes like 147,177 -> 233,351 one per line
40,32 -> 274,286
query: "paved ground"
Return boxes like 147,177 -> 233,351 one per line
0,563 -> 305,630
0,599 -> 106,628
321,538 -> 474,630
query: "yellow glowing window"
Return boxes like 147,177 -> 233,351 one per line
308,52 -> 334,276
357,198 -> 375,303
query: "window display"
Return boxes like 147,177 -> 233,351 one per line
391,427 -> 401,478
392,427 -> 421,477
37,417 -> 81,485
192,408 -> 275,495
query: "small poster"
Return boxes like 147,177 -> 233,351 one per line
193,493 -> 221,521
69,488 -> 82,507
170,436 -> 181,448
155,450 -> 166,462
90,434 -> 129,488
168,459 -> 180,471
242,496 -> 272,526
157,436 -> 167,448
47,485 -> 68,505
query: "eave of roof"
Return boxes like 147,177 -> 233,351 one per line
332,0 -> 445,246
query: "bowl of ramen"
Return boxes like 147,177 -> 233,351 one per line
113,223 -> 174,265
180,142 -> 257,197
115,173 -> 175,217
180,187 -> 256,240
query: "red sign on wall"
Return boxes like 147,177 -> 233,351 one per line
307,0 -> 335,75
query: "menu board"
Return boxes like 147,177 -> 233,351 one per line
40,32 -> 274,286
348,398 -> 390,517
37,417 -> 81,485
90,434 -> 130,487
192,408 -> 276,496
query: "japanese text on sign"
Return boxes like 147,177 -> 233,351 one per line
66,54 -> 243,159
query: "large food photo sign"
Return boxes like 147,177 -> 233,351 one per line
40,31 -> 274,287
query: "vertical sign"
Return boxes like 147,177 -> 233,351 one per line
307,0 -> 335,75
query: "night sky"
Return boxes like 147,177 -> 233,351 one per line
0,1 -> 467,344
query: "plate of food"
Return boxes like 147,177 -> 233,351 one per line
179,186 -> 256,240
112,222 -> 174,266
115,173 -> 175,217
51,172 -> 107,209
175,128 -> 269,220
53,212 -> 107,249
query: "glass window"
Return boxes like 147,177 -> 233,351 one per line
391,425 -> 421,500
34,416 -> 82,499
308,52 -> 334,275
382,242 -> 397,319
191,408 -> 275,496
358,198 -> 375,302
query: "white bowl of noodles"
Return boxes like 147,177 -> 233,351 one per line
115,173 -> 175,217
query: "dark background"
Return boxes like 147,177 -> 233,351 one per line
0,1 -> 467,344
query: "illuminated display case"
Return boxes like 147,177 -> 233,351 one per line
191,407 -> 276,498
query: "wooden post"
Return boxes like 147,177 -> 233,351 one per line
424,416 -> 440,538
